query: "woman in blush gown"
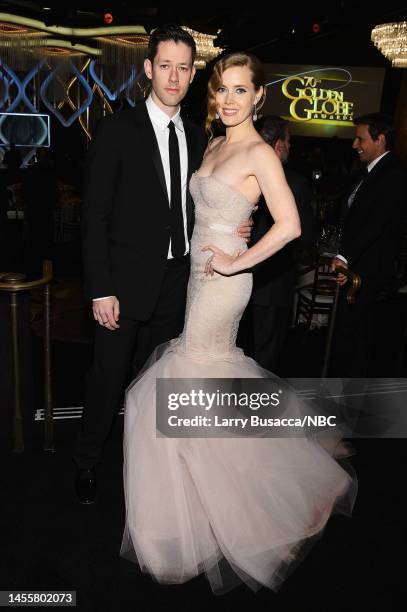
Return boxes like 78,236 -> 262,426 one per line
120,52 -> 357,594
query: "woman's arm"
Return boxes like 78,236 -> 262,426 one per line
203,143 -> 301,275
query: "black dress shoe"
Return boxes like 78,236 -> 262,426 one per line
75,468 -> 97,504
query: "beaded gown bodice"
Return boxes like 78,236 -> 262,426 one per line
178,172 -> 254,358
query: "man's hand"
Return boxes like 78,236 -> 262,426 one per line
331,258 -> 348,286
236,210 -> 256,243
92,296 -> 120,330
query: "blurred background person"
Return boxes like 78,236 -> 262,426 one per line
3,142 -> 22,185
240,115 -> 316,371
22,148 -> 58,279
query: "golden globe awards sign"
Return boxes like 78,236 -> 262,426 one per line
282,73 -> 353,123
262,65 -> 385,138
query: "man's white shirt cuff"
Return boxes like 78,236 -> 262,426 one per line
336,254 -> 348,264
93,296 -> 114,301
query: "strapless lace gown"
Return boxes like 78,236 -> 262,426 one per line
120,172 -> 357,593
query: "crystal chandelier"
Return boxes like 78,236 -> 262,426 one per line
0,13 -> 223,70
182,27 -> 223,69
371,21 -> 407,68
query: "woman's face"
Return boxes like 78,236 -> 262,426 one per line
215,65 -> 262,128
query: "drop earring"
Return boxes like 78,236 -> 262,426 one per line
215,111 -> 220,119
252,104 -> 257,121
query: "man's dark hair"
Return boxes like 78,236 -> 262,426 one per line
256,115 -> 289,149
354,113 -> 395,150
147,23 -> 196,65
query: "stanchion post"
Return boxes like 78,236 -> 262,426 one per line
319,258 -> 361,377
0,262 -> 54,452
10,291 -> 24,452
321,283 -> 340,378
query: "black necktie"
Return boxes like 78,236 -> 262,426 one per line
168,121 -> 185,258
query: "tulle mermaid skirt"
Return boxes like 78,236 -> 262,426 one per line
120,340 -> 357,594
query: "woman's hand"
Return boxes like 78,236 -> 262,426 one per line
202,245 -> 243,276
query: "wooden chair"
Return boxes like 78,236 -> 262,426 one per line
295,257 -> 338,332
295,255 -> 361,375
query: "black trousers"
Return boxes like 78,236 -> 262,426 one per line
247,301 -> 292,372
329,284 -> 378,378
241,271 -> 295,372
73,260 -> 189,470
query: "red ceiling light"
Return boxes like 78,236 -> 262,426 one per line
104,13 -> 113,25
312,23 -> 321,33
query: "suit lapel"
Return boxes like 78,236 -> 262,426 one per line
183,117 -> 197,235
344,172 -> 368,221
183,118 -> 197,180
132,102 -> 168,204
131,104 -> 201,237
345,153 -> 392,222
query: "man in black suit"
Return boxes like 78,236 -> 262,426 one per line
242,115 -> 316,371
330,113 -> 407,378
73,24 -> 251,503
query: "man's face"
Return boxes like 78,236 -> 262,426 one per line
144,40 -> 196,116
352,123 -> 385,164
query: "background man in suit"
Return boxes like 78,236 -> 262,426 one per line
22,149 -> 58,279
74,24 -> 251,503
241,115 -> 316,371
330,113 -> 407,377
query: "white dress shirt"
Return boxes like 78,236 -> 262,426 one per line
94,96 -> 189,301
366,150 -> 389,173
146,94 -> 189,259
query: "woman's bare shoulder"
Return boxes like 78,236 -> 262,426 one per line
249,139 -> 276,156
209,135 -> 225,150
247,140 -> 279,168
203,136 -> 225,159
